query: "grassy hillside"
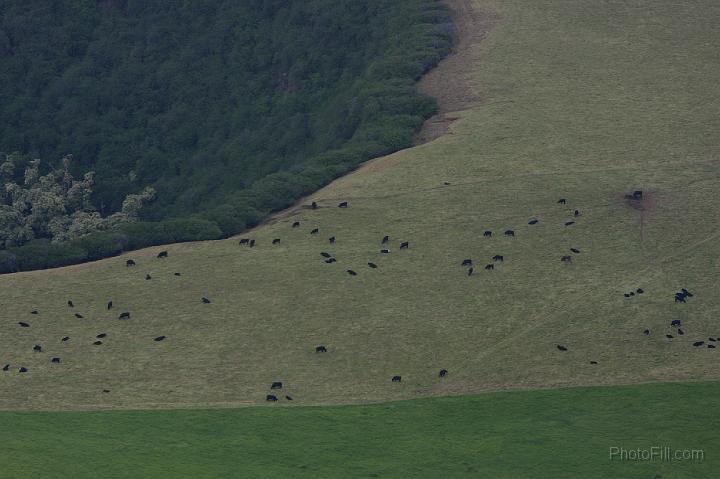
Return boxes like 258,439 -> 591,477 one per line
0,382 -> 717,478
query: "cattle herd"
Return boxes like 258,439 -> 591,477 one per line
2,192 -> 715,404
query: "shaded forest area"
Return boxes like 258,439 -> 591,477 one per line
0,0 -> 452,271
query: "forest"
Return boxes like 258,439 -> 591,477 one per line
0,0 -> 452,271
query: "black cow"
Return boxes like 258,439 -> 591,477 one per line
311,228 -> 319,235
239,238 -> 249,245
671,320 -> 681,327
154,336 -> 166,342
286,395 -> 293,401
97,333 -> 107,338
693,341 -> 705,347
629,292 -> 635,296
107,301 -> 113,310
391,376 -> 402,382
146,274 -> 152,280
31,310 -> 38,315
528,219 -> 539,225
292,222 -> 300,228
565,221 -> 575,226
624,293 -> 630,298
504,230 -> 515,237
338,202 -> 348,208
2,364 -> 9,371
382,235 -> 389,244
311,201 -> 318,210
483,231 -> 492,237
329,236 -> 336,243
381,249 -> 390,254
126,259 -> 136,267
18,322 -> 29,328
347,269 -> 357,276
574,210 -> 580,217
643,329 -> 650,335
266,395 -> 278,402
51,357 -> 60,364
666,334 -> 674,339
102,389 -> 110,393
321,252 -> 332,258
316,346 -> 327,353
558,198 -> 567,204
678,329 -> 684,335
709,338 -> 717,342
561,256 -> 572,263
681,288 -> 693,297
368,262 -> 378,269
19,367 -> 28,373
570,248 -> 580,254
68,300 -> 74,308
119,312 -> 130,320
556,345 -> 568,351
400,241 -> 409,249
468,267 -> 474,276
33,345 -> 42,352
674,294 -> 686,303
633,190 -> 643,199
485,264 -> 494,270
493,255 -> 504,262
271,382 -> 283,390
202,297 -> 211,304
273,238 -> 281,244
94,340 -> 103,345
325,258 -> 337,264
709,344 -> 716,349
157,251 -> 168,258
439,369 -> 448,378
75,313 -> 84,319
636,288 -> 644,294
249,239 -> 255,247
462,259 -> 472,266
61,336 -> 70,342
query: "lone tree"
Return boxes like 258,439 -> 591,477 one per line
0,154 -> 155,248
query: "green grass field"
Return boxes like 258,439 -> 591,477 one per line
0,382 -> 716,478
1,0 -> 719,475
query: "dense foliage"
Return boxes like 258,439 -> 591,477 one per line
0,0 -> 452,271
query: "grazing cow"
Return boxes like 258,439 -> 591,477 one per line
574,210 -> 580,217
249,239 -> 255,247
368,262 -> 378,269
671,320 -> 681,327
493,255 -> 504,262
681,288 -> 693,297
311,201 -> 318,210
2,364 -> 8,371
271,382 -> 283,390
33,345 -> 42,352
126,259 -> 136,267
629,292 -> 635,296
338,202 -> 348,208
485,264 -> 494,270
439,369 -> 448,378
347,269 -> 357,276
96,333 -> 107,338
590,361 -> 598,365
272,238 -> 281,244
316,346 -> 327,353
624,293 -> 630,298
666,334 -> 674,339
382,235 -> 389,244
19,367 -> 28,373
709,344 -> 717,349
61,336 -> 70,342
643,329 -> 650,335
558,198 -> 567,204
202,297 -> 211,304
18,322 -> 29,328
693,341 -> 705,347
565,221 -> 575,226
31,310 -> 38,315
570,248 -> 580,254
709,338 -> 717,342
556,345 -> 568,351
381,249 -> 390,254
146,274 -> 152,280
528,219 -> 539,225
483,231 -> 492,237
443,181 -> 451,185
68,300 -> 74,308
468,267 -> 474,276
329,236 -> 336,243
674,294 -> 686,303
325,258 -> 337,264
561,256 -> 572,263
400,241 -> 409,249
154,336 -> 166,342
119,312 -> 130,320
75,313 -> 84,319
292,222 -> 300,229
102,389 -> 110,393
107,301 -> 113,310
157,251 -> 168,258
391,376 -> 402,382
320,252 -> 332,258
504,230 -> 515,237
266,395 -> 278,402
239,238 -> 249,245
51,357 -> 60,364
93,341 -> 103,346
311,228 -> 319,235
286,395 -> 293,401
678,329 -> 684,335
461,259 -> 472,266
633,190 -> 643,199
636,288 -> 644,294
